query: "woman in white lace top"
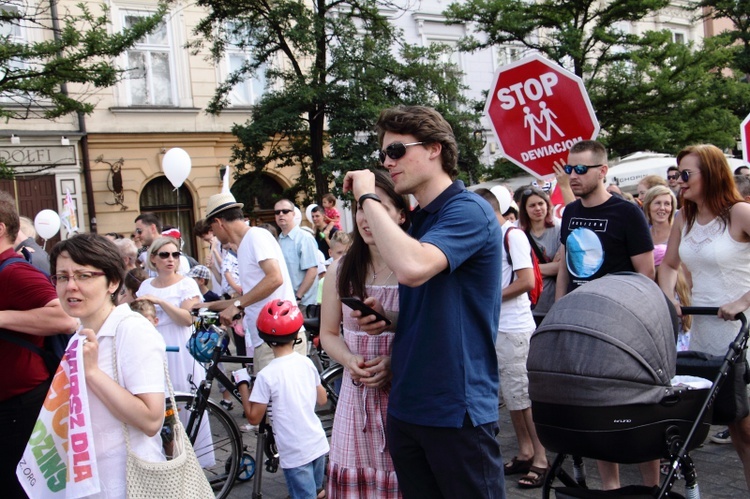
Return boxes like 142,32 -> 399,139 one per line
657,144 -> 750,489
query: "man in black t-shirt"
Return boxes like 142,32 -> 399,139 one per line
555,140 -> 655,490
556,140 -> 654,296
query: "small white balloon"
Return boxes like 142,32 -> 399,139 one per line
305,204 -> 318,224
34,209 -> 61,240
490,185 -> 512,214
293,206 -> 302,227
162,148 -> 192,188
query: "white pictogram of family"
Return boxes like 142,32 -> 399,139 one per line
524,101 -> 565,145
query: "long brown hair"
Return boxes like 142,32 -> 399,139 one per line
518,186 -> 555,230
336,169 -> 410,299
677,144 -> 743,233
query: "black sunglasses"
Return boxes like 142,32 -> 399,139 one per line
563,164 -> 604,175
157,251 -> 181,259
378,142 -> 424,164
274,209 -> 293,215
677,170 -> 696,182
666,173 -> 680,181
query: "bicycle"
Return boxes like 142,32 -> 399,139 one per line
179,309 -> 343,499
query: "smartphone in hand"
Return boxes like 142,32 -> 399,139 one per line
340,297 -> 392,326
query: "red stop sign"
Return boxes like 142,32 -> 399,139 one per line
741,112 -> 750,162
485,54 -> 599,179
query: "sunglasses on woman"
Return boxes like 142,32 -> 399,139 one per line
157,251 -> 181,259
378,142 -> 424,163
677,170 -> 696,182
563,164 -> 604,175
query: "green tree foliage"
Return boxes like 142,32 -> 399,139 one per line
191,0 -> 483,205
697,0 -> 750,75
445,0 -> 748,156
0,1 -> 166,120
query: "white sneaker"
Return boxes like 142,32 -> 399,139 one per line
240,423 -> 258,433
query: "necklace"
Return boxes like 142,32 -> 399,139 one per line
369,262 -> 393,285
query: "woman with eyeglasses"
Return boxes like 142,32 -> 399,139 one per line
658,144 -> 750,489
135,236 -> 204,394
517,187 -> 561,325
50,233 -> 167,497
320,169 -> 410,498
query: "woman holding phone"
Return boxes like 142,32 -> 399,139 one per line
320,169 -> 410,498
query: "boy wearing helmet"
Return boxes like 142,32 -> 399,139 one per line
234,299 -> 329,498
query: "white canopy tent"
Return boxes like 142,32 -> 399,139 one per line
606,151 -> 748,194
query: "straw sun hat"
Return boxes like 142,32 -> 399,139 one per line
205,192 -> 244,219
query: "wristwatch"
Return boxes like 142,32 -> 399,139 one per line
295,295 -> 302,302
233,299 -> 242,309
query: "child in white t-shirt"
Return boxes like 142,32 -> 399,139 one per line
234,299 -> 328,498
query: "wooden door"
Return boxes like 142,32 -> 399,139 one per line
0,175 -> 61,249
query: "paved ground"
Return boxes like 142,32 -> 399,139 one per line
223,401 -> 748,498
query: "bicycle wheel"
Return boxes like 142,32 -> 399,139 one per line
316,363 -> 343,436
175,394 -> 243,499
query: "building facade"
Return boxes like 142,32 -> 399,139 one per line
0,0 -> 717,258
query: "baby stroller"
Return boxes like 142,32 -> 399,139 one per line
527,272 -> 749,498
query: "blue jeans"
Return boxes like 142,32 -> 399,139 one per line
283,454 -> 326,499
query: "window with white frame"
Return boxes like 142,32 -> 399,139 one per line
0,4 -> 27,102
224,22 -> 267,106
426,38 -> 463,82
122,11 -> 175,106
672,30 -> 686,44
496,44 -> 526,67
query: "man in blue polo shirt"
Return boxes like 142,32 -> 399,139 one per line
343,105 -> 505,498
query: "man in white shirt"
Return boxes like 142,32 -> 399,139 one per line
201,193 -> 305,370
476,188 -> 549,489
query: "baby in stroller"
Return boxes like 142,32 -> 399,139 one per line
527,273 -> 742,498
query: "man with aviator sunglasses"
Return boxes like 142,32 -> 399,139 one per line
555,140 -> 656,490
344,105 -> 505,498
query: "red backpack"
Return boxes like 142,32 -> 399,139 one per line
503,226 -> 544,308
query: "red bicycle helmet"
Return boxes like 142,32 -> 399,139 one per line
256,299 -> 303,345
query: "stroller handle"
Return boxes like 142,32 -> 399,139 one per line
680,306 -> 747,328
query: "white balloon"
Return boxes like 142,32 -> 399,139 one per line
34,209 -> 61,240
293,206 -> 302,227
490,185 -> 512,214
162,148 -> 192,188
305,204 -> 318,224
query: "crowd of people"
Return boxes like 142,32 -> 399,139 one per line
2,104 -> 750,498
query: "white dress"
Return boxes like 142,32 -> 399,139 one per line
136,277 -> 215,467
137,277 -> 204,393
680,217 -> 750,356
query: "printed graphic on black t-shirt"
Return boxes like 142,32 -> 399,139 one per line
566,217 -> 608,278
561,197 -> 653,290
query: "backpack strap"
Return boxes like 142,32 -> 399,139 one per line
503,227 -> 516,284
524,230 -> 549,263
0,256 -> 58,375
0,256 -> 28,273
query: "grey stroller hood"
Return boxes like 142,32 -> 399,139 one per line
528,273 -> 677,406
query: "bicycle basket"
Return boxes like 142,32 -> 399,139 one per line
187,327 -> 228,362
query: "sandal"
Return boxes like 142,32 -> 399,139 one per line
504,456 -> 533,475
518,465 -> 549,489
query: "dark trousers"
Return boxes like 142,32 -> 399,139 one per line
387,412 -> 506,499
0,380 -> 50,499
